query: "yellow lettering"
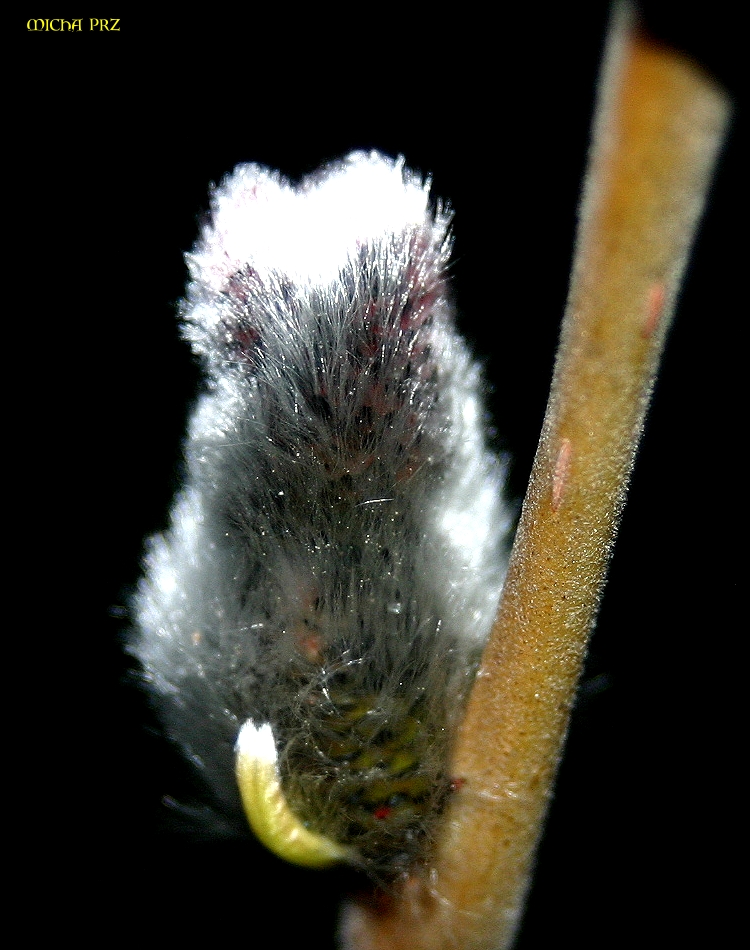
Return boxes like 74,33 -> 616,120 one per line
28,15 -> 115,32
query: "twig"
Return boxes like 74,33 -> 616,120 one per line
340,5 -> 730,948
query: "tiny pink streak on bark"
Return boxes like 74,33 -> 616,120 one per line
552,438 -> 572,512
643,282 -> 666,338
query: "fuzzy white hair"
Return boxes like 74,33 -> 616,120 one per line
132,151 -> 509,876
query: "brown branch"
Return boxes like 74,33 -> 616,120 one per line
340,5 -> 730,948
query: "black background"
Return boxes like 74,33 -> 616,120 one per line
22,3 -> 741,947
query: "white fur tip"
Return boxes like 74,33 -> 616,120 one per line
235,719 -> 276,765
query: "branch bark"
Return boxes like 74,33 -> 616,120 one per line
341,5 -> 730,948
